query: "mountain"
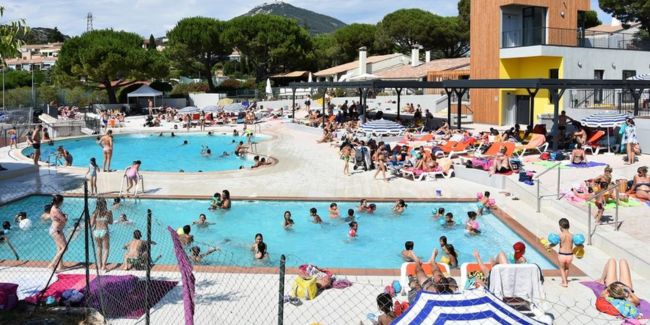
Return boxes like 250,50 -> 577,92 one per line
241,1 -> 347,35
19,27 -> 70,44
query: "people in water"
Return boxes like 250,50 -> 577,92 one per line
178,225 -> 194,245
328,203 -> 339,218
283,211 -> 295,229
393,199 -> 407,214
209,193 -> 222,210
193,214 -> 213,227
310,208 -> 323,224
190,245 -> 219,264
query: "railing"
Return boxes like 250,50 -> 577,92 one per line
586,183 -> 620,245
568,89 -> 650,114
533,161 -> 562,213
502,27 -> 647,51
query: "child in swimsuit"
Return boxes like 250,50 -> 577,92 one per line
283,211 -> 294,229
556,218 -> 574,288
190,246 -> 219,264
433,207 -> 445,219
125,160 -> 141,195
209,193 -> 222,210
310,208 -> 323,224
348,221 -> 358,238
328,203 -> 339,218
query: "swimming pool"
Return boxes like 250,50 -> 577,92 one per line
21,133 -> 267,172
0,196 -> 556,269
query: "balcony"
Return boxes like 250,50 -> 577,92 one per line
502,27 -> 648,51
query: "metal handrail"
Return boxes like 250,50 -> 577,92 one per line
535,161 -> 562,212
586,183 -> 620,245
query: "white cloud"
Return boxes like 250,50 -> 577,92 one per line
1,0 -> 612,37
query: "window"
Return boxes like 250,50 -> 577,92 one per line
523,7 -> 547,46
594,70 -> 604,104
622,70 -> 636,80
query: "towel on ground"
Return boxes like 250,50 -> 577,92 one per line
587,199 -> 642,210
567,161 -> 608,168
531,161 -> 569,169
488,264 -> 544,301
581,281 -> 650,319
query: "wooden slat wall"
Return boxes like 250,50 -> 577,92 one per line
469,0 -> 590,125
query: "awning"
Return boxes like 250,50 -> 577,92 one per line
127,85 -> 163,98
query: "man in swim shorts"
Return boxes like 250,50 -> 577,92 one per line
31,125 -> 42,166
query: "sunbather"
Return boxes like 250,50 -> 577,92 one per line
596,258 -> 642,319
409,249 -> 454,294
627,166 -> 650,200
571,143 -> 587,164
488,146 -> 511,176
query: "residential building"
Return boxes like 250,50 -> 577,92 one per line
5,42 -> 63,71
314,48 -> 409,82
470,0 -> 650,125
142,37 -> 168,51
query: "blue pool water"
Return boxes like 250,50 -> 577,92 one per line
21,133 -> 266,172
0,196 -> 556,269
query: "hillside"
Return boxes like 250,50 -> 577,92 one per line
241,1 -> 347,34
19,27 -> 69,44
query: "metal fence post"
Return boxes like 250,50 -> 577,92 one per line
587,201 -> 593,245
146,209 -> 152,325
556,166 -> 561,199
278,254 -> 286,325
83,180 -> 91,297
614,188 -> 619,231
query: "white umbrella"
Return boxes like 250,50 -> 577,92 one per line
581,112 -> 629,153
360,118 -> 405,132
223,103 -> 246,113
350,73 -> 380,81
202,105 -> 220,113
178,106 -> 199,114
627,73 -> 650,81
265,78 -> 273,99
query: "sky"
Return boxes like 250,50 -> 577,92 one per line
2,0 -> 612,38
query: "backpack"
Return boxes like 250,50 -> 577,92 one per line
540,152 -> 550,160
290,276 -> 318,300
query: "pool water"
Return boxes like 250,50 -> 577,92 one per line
0,196 -> 556,269
21,133 -> 266,172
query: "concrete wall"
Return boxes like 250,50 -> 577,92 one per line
188,93 -> 224,108
367,55 -> 410,74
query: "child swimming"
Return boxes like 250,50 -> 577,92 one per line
209,193 -> 222,210
433,207 -> 445,219
193,214 -> 213,227
401,241 -> 416,262
345,209 -> 355,222
190,246 -> 220,264
328,203 -> 340,218
348,221 -> 358,238
466,211 -> 480,235
283,211 -> 295,229
309,208 -> 323,224
477,191 -> 491,215
393,199 -> 407,214
444,213 -> 455,227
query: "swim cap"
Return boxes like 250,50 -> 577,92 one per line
573,234 -> 585,246
547,233 -> 560,246
513,242 -> 526,261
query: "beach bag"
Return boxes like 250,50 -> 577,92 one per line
551,151 -> 565,161
0,283 -> 18,310
290,276 -> 318,300
519,170 -> 533,183
510,159 -> 521,171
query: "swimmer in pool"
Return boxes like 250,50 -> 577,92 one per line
358,199 -> 370,213
193,214 -> 214,227
444,213 -> 455,227
178,225 -> 194,245
190,246 -> 220,264
182,140 -> 189,145
348,221 -> 358,238
344,209 -> 355,222
433,207 -> 445,219
255,241 -> 269,260
219,151 -> 230,158
283,211 -> 295,229
309,208 -> 323,224
393,199 -> 407,214
112,197 -> 121,209
116,213 -> 133,224
328,203 -> 339,218
201,147 -> 212,157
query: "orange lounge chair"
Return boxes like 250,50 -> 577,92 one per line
447,141 -> 471,158
479,142 -> 515,158
514,134 -> 548,158
460,262 -> 493,292
437,141 -> 458,154
584,130 -> 606,155
400,262 -> 451,292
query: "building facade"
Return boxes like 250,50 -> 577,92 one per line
470,0 -> 650,125
5,43 -> 63,71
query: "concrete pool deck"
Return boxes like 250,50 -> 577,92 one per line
1,117 -> 649,324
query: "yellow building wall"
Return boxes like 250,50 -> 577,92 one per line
498,56 -> 563,124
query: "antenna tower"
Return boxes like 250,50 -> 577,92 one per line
87,12 -> 93,32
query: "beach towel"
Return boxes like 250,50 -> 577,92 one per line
488,264 -> 544,301
25,274 -> 97,304
581,281 -> 650,320
567,161 -> 608,168
531,161 -> 568,169
588,199 -> 642,210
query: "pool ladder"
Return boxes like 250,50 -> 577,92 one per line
119,169 -> 145,197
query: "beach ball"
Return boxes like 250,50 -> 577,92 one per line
573,246 -> 585,259
439,219 -> 446,226
573,234 -> 585,246
548,233 -> 560,246
392,280 -> 402,295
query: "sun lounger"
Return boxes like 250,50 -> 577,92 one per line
459,262 -> 492,292
476,142 -> 516,158
401,167 -> 455,181
514,134 -> 548,158
584,130 -> 606,155
399,262 -> 451,294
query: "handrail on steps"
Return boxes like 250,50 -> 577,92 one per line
534,162 -> 562,213
586,183 -> 621,245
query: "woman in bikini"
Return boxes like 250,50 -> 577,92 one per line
571,143 -> 587,164
221,190 -> 231,209
374,152 -> 388,182
8,127 -> 17,149
627,166 -> 650,200
99,130 -> 113,172
47,195 -> 68,272
596,258 -> 642,319
489,146 -> 511,176
91,198 -> 113,271
591,166 -> 613,223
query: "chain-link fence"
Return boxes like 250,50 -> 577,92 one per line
0,183 -> 638,324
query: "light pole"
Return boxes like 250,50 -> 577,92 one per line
2,66 -> 5,111
31,65 -> 35,108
